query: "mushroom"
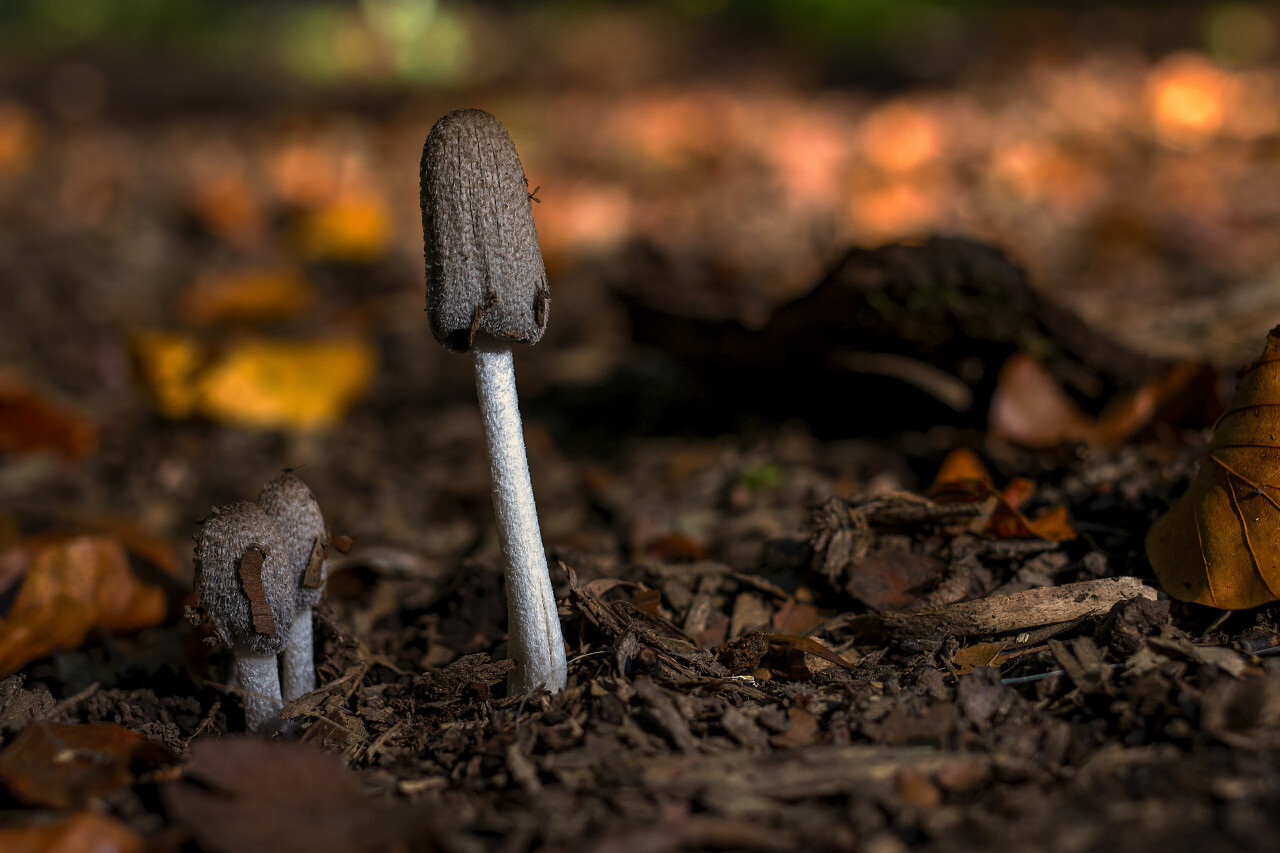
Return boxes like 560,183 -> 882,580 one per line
257,471 -> 328,702
420,108 -> 567,694
194,501 -> 295,732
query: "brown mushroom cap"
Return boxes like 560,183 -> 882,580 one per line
420,108 -> 549,352
257,471 -> 328,611
194,501 -> 294,656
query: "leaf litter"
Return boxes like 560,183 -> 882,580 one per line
4,13 -> 1280,852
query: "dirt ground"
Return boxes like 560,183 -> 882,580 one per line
3,6 -> 1280,852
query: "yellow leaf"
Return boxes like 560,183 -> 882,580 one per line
130,333 -> 374,430
129,331 -> 205,419
1147,326 -> 1280,609
197,337 -> 374,429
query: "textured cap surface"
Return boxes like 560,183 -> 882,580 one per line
194,501 -> 293,655
421,108 -> 549,352
257,471 -> 328,610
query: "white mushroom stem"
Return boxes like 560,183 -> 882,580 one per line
473,339 -> 567,694
235,650 -> 285,733
280,610 -> 316,702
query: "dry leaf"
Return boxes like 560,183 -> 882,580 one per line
0,812 -> 146,853
180,268 -> 314,326
164,737 -> 434,853
1148,326 -> 1280,609
0,369 -> 97,460
0,536 -> 169,675
0,722 -> 175,808
990,352 -> 1219,449
928,448 -> 1076,541
294,194 -> 391,262
131,332 -> 375,430
988,353 -> 1098,448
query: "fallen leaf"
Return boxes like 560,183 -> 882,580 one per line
294,193 -> 391,262
844,552 -> 950,611
988,353 -> 1096,448
0,722 -> 175,808
990,352 -> 1220,449
929,448 -> 1076,542
180,268 -> 314,326
164,737 -> 435,853
954,641 -> 1009,675
1148,326 -> 1280,609
0,536 -> 169,675
0,99 -> 41,175
131,332 -> 375,430
643,533 -> 707,562
0,369 -> 97,460
768,707 -> 820,748
771,600 -> 823,635
0,812 -> 146,853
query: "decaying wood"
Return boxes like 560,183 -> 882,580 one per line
825,577 -> 1157,639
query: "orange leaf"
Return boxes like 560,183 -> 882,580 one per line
0,536 -> 168,675
180,268 -> 314,326
1148,326 -> 1280,609
926,448 -> 994,502
0,812 -> 145,853
0,722 -> 175,809
926,448 -> 1076,542
294,193 -> 391,262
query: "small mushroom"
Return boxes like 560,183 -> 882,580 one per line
420,108 -> 567,694
257,471 -> 328,702
194,501 -> 295,733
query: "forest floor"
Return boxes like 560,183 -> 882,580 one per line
3,8 -> 1280,852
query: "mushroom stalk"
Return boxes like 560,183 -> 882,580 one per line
473,339 -> 567,694
281,610 -> 316,700
235,649 -> 284,734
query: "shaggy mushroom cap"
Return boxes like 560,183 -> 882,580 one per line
420,108 -> 549,352
257,472 -> 328,610
194,501 -> 294,656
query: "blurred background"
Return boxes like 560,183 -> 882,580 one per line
1,0 -> 1279,579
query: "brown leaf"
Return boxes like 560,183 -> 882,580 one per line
0,722 -> 175,808
164,737 -> 435,853
768,707 -> 820,748
988,353 -> 1096,448
1148,326 -> 1280,608
0,812 -> 146,853
844,552 -> 949,611
643,532 -> 707,562
0,369 -> 97,460
0,536 -> 169,675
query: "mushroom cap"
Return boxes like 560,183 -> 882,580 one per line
420,108 -> 549,352
257,471 -> 328,610
194,501 -> 294,656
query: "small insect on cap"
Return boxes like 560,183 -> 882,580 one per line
421,108 -> 550,352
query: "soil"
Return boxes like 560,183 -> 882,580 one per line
4,10 -> 1280,852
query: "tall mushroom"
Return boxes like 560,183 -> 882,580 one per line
420,108 -> 567,694
257,471 -> 328,702
194,501 -> 295,732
